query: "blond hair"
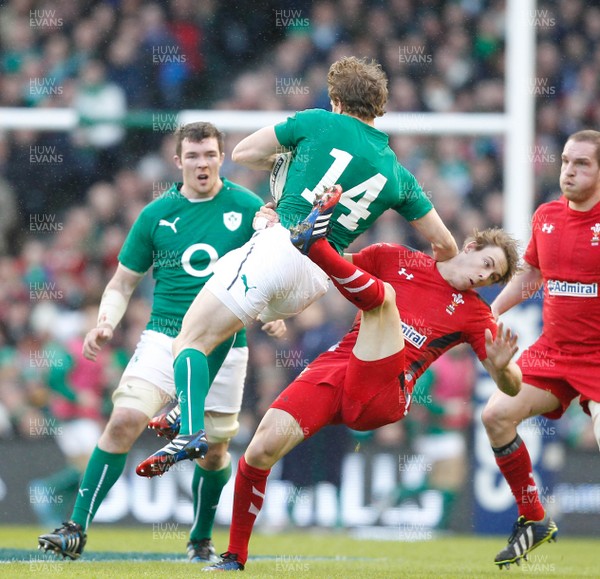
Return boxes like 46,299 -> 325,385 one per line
327,56 -> 388,120
567,130 -> 600,165
465,228 -> 521,284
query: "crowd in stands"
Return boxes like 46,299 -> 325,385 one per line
0,0 -> 596,459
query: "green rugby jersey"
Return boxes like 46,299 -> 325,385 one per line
274,109 -> 433,252
119,179 -> 262,340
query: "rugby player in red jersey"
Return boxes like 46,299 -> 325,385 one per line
203,227 -> 521,571
482,130 -> 600,568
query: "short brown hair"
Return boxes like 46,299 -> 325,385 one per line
327,56 -> 388,120
174,122 -> 224,157
465,228 -> 521,284
567,130 -> 600,165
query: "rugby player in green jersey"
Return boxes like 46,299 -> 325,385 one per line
38,122 -> 285,561
136,56 -> 458,480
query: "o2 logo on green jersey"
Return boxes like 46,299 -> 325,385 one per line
181,243 -> 219,278
300,148 -> 387,231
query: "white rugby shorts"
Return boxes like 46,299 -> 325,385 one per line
120,330 -> 248,413
205,223 -> 330,325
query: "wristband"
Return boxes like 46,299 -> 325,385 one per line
97,289 -> 128,329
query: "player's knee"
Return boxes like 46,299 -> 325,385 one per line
199,443 -> 229,471
362,282 -> 396,319
172,333 -> 190,357
245,434 -> 280,470
102,409 -> 147,450
481,403 -> 498,431
481,402 -> 517,437
173,331 -> 210,357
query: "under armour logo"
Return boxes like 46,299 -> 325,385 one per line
398,268 -> 414,280
541,223 -> 554,234
159,217 -> 180,233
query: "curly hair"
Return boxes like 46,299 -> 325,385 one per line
464,228 -> 521,284
174,122 -> 225,157
327,56 -> 388,120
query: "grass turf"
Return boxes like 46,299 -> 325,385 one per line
1,525 -> 598,578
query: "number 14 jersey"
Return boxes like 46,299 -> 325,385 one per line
274,109 -> 433,252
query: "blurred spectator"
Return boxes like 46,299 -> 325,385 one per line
1,16 -> 37,75
72,59 -> 127,179
69,17 -> 102,73
139,3 -> 189,108
106,30 -> 148,109
5,130 -> 48,218
0,137 -> 18,253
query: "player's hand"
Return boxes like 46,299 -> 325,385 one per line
261,319 -> 287,338
83,324 -> 113,361
484,323 -> 518,370
253,202 -> 279,230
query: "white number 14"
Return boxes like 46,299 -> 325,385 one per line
300,148 -> 387,231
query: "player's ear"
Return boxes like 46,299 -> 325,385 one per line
463,240 -> 477,253
173,154 -> 183,170
331,99 -> 343,113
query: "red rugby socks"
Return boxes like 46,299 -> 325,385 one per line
227,455 -> 271,565
308,239 -> 385,310
493,435 -> 545,521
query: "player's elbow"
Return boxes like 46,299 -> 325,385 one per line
497,365 -> 522,397
231,143 -> 247,164
499,380 -> 521,397
434,235 -> 459,261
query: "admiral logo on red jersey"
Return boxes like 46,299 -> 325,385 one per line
547,280 -> 598,297
401,322 -> 427,348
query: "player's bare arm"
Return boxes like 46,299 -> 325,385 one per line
232,126 -> 280,171
409,208 -> 459,261
83,264 -> 144,361
481,323 -> 522,397
491,262 -> 542,318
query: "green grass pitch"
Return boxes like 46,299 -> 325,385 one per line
1,525 -> 599,578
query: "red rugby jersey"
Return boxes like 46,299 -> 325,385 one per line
525,196 -> 600,353
348,243 -> 496,388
